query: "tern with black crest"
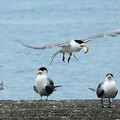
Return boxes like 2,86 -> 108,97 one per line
17,28 -> 120,64
89,73 -> 118,108
34,67 -> 62,100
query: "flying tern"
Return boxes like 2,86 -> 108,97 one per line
17,28 -> 120,64
34,67 -> 62,100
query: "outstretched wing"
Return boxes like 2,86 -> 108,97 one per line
17,28 -> 120,49
82,28 -> 120,43
17,40 -> 70,49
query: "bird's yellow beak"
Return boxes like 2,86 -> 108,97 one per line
81,44 -> 89,53
36,71 -> 42,75
108,76 -> 112,80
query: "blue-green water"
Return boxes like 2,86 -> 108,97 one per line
0,0 -> 120,100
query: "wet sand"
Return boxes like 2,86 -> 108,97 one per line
0,100 -> 119,120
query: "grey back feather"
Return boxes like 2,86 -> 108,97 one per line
96,82 -> 104,98
47,78 -> 54,86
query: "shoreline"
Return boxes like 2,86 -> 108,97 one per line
0,99 -> 119,119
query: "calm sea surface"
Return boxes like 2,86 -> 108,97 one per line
0,0 -> 120,100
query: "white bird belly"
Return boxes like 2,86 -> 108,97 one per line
102,82 -> 117,98
35,76 -> 48,96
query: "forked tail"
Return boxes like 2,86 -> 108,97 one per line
88,88 -> 96,92
54,85 -> 62,91
54,85 -> 62,88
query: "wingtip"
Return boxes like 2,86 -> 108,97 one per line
16,39 -> 21,43
16,39 -> 27,47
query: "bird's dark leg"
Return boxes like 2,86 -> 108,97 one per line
40,95 -> 42,100
68,53 -> 72,63
101,98 -> 104,108
108,98 -> 111,108
62,52 -> 65,62
46,96 -> 48,101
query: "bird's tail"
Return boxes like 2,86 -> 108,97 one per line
88,87 -> 95,92
54,85 -> 62,91
54,85 -> 62,88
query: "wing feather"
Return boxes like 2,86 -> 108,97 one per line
33,85 -> 38,93
47,78 -> 54,86
17,28 -> 120,49
114,90 -> 118,98
17,40 -> 70,49
82,28 -> 120,43
96,83 -> 104,98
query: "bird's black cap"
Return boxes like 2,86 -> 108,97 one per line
74,40 -> 84,44
106,73 -> 114,78
39,67 -> 48,72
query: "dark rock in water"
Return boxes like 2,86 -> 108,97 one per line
0,100 -> 119,120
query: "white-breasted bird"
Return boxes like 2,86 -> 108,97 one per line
89,73 -> 118,108
34,67 -> 62,100
17,28 -> 120,64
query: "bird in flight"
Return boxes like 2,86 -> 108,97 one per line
89,73 -> 118,108
34,67 -> 62,100
17,28 -> 120,64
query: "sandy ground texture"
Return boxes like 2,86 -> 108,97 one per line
0,100 -> 119,120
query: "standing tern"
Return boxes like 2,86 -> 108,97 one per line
89,73 -> 118,108
34,67 -> 62,100
17,28 -> 120,64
